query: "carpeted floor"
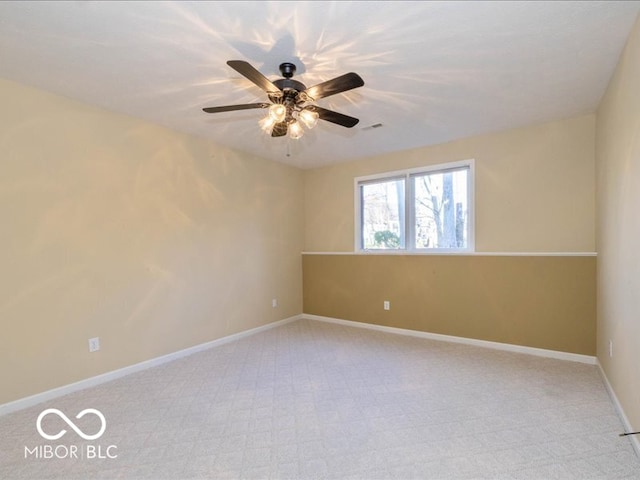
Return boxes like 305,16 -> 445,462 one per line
1,319 -> 638,479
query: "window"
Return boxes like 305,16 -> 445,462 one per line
356,160 -> 474,252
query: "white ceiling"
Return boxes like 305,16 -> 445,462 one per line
1,1 -> 639,169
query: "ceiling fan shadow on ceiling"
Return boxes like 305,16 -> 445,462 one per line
202,60 -> 364,140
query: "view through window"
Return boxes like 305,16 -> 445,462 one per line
357,161 -> 474,252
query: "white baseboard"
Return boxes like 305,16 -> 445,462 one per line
302,314 -> 596,365
0,315 -> 302,417
596,360 -> 640,457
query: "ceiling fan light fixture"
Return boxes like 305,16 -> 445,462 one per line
299,109 -> 319,129
268,103 -> 287,123
289,120 -> 304,140
203,60 -> 365,139
259,115 -> 276,134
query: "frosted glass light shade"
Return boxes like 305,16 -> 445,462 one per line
259,115 -> 276,133
299,109 -> 319,129
268,104 -> 287,122
289,121 -> 304,139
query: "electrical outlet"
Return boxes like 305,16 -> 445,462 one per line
272,298 -> 278,308
609,340 -> 613,358
88,337 -> 100,353
383,300 -> 390,310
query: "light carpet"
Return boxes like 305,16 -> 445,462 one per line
1,319 -> 638,479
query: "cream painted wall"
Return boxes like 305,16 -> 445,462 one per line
0,78 -> 304,404
596,15 -> 640,431
304,115 -> 595,253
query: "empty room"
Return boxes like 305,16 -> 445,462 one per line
1,1 -> 639,479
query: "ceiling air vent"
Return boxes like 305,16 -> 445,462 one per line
362,123 -> 383,131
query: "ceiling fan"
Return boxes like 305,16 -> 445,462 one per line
202,60 -> 364,139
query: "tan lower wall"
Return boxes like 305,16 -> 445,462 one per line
303,254 -> 596,355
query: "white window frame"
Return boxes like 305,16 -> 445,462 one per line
354,159 -> 475,254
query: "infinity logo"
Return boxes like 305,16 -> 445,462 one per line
36,408 -> 106,441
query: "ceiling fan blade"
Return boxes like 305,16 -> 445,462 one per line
305,105 -> 360,128
202,103 -> 269,114
227,60 -> 282,95
303,72 -> 364,100
271,122 -> 288,137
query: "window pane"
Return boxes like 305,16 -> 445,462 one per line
360,178 -> 405,249
413,168 -> 468,249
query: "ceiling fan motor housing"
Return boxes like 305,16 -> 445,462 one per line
270,69 -> 309,120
